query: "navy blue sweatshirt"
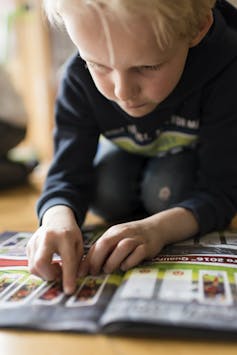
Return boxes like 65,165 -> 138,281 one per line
37,1 -> 237,235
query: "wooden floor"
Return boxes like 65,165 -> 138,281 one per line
0,167 -> 104,233
0,182 -> 40,232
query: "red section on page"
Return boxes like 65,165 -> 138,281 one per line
0,259 -> 28,267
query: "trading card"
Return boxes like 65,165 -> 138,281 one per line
234,273 -> 237,292
224,231 -> 237,246
158,269 -> 193,301
198,270 -> 233,306
2,275 -> 45,305
199,232 -> 222,246
120,268 -> 157,299
0,273 -> 23,299
33,281 -> 65,305
66,275 -> 108,307
0,233 -> 31,258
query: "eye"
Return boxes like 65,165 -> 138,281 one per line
85,62 -> 99,69
139,64 -> 161,72
85,61 -> 109,73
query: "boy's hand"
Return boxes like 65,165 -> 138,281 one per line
79,207 -> 199,276
78,218 -> 165,276
27,206 -> 84,295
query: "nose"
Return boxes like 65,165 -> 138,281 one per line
113,70 -> 140,101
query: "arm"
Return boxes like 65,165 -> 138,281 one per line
176,59 -> 237,235
37,54 -> 100,225
28,55 -> 99,293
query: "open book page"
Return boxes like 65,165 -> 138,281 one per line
0,265 -> 122,332
99,231 -> 237,336
0,225 -> 107,261
0,231 -> 31,262
0,229 -> 122,332
1,229 -> 237,335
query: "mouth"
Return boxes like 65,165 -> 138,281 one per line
122,103 -> 147,110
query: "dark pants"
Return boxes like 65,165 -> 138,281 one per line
91,140 -> 198,222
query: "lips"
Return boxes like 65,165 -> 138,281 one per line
123,103 -> 147,109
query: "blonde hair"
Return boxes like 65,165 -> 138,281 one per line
43,0 -> 216,48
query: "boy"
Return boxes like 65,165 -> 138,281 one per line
27,0 -> 237,295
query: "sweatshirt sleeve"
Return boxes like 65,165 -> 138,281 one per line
37,55 -> 100,225
176,59 -> 237,235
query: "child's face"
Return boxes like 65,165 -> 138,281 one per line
63,8 -> 190,117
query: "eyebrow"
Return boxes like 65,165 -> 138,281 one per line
82,56 -> 165,69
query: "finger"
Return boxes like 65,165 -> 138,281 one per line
26,232 -> 39,261
31,242 -> 62,281
58,240 -> 83,295
78,244 -> 98,276
120,244 -> 147,271
103,238 -> 138,274
27,229 -> 47,270
77,254 -> 90,278
88,224 -> 135,275
87,238 -> 117,275
26,241 -> 32,260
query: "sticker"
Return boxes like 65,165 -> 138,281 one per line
0,233 -> 31,258
2,275 -> 45,305
198,270 -> 233,306
120,268 -> 157,299
199,233 -> 222,246
66,275 -> 108,307
0,273 -> 23,298
33,281 -> 64,305
235,273 -> 237,292
158,269 -> 193,301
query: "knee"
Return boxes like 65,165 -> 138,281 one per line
91,148 -> 144,221
141,151 -> 197,214
91,167 -> 129,220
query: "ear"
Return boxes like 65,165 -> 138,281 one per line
189,11 -> 214,48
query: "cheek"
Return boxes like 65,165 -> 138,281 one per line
89,72 -> 114,99
148,65 -> 185,101
145,76 -> 173,102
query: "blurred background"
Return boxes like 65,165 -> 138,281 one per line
0,1 -> 82,230
0,0 -> 76,167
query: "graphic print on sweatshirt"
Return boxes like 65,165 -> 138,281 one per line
103,115 -> 199,157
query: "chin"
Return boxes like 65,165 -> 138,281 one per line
122,104 -> 158,117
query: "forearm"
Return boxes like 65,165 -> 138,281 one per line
143,207 -> 199,246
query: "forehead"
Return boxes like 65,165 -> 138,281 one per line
63,6 -> 170,67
